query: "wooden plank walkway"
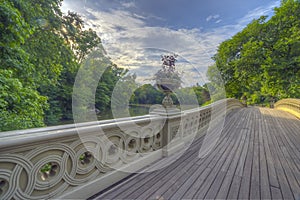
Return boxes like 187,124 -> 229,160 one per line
91,107 -> 300,200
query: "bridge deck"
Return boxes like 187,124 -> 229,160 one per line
92,107 -> 300,200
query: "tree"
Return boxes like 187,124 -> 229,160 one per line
209,0 -> 300,104
0,0 -> 47,130
130,84 -> 164,105
0,0 -> 102,129
62,11 -> 101,64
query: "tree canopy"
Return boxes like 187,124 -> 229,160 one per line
3,0 -> 298,131
208,0 -> 300,104
0,0 -> 117,130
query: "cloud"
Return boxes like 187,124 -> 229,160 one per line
78,10 -> 209,85
121,1 -> 136,8
238,0 -> 280,25
62,0 -> 280,86
206,14 -> 220,22
215,19 -> 222,24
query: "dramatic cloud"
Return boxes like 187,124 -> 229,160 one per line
61,0 -> 280,86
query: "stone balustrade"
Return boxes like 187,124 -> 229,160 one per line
0,98 -> 244,199
274,98 -> 300,119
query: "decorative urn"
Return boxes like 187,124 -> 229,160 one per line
154,54 -> 181,108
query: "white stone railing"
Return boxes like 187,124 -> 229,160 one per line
0,98 -> 244,199
274,98 -> 300,119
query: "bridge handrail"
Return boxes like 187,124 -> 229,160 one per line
274,98 -> 300,119
0,98 -> 244,199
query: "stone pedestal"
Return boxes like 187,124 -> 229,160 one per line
150,106 -> 181,116
150,108 -> 184,157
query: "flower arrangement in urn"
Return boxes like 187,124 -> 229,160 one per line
154,54 -> 182,108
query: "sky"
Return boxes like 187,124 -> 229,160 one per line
61,0 -> 280,86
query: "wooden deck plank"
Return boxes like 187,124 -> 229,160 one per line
276,109 -> 300,146
92,107 -> 300,200
117,141 -> 200,199
214,127 -> 249,199
273,115 -> 300,190
266,109 -> 300,199
101,139 -> 200,199
235,127 -> 250,177
263,108 -> 294,200
136,152 -> 198,199
227,175 -> 242,199
238,109 -> 256,199
181,135 -> 237,199
159,120 -> 242,200
271,109 -> 300,162
169,111 -> 244,199
250,109 -> 261,199
195,110 -> 250,199
271,110 -> 300,178
271,186 -> 283,199
143,109 -> 246,200
180,109 -> 249,199
114,110 -> 240,198
226,109 -> 254,199
260,108 -> 280,190
258,109 -> 272,199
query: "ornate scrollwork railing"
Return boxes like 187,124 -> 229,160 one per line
274,98 -> 300,119
0,116 -> 164,199
0,98 -> 244,199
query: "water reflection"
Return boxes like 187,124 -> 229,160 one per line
97,105 -> 150,121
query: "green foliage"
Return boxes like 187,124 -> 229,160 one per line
80,48 -> 130,111
40,163 -> 52,173
0,0 -> 102,130
193,84 -> 211,105
110,73 -> 138,111
71,47 -> 134,122
209,0 -> 300,104
130,84 -> 164,105
130,84 -> 210,107
0,0 -> 48,130
62,11 -> 101,64
0,70 -> 47,131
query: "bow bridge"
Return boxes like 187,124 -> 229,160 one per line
0,98 -> 299,199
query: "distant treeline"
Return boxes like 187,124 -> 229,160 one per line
130,84 -> 211,106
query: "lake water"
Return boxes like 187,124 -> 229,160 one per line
97,105 -> 150,120
59,104 -> 200,125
